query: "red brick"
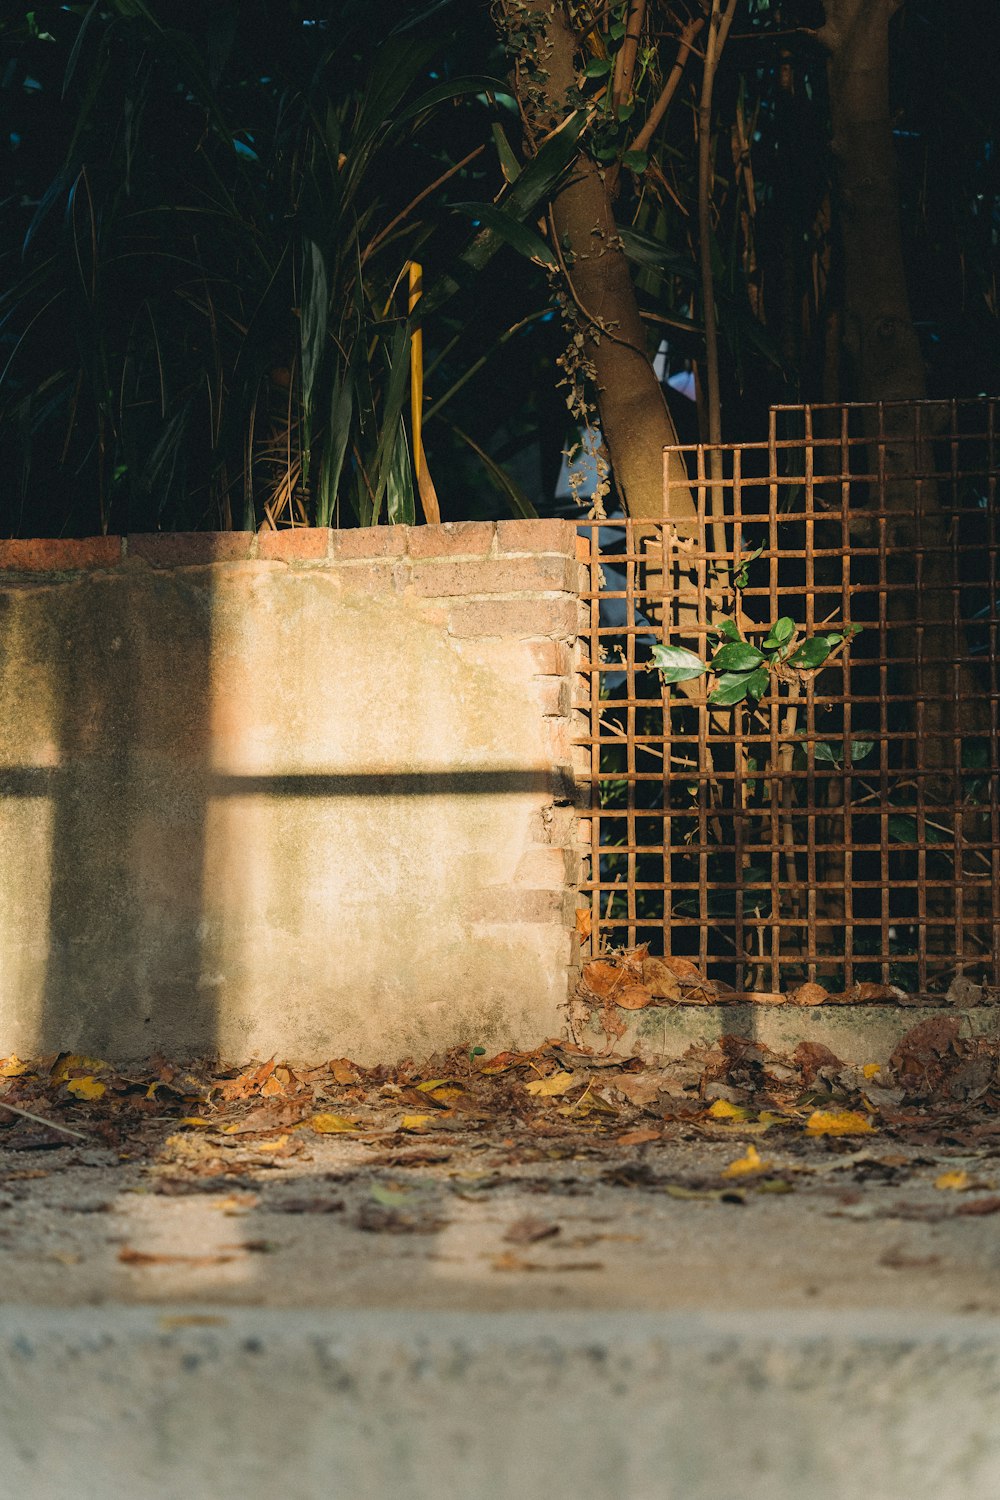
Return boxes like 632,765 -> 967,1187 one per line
332,526 -> 408,559
411,555 -> 577,598
496,518 -> 576,555
127,533 -> 255,566
0,537 -> 123,571
447,597 -> 579,639
407,521 -> 495,558
335,560 -> 409,596
257,527 -> 331,561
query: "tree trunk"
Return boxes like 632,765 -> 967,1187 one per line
822,0 -> 985,767
502,0 -> 694,527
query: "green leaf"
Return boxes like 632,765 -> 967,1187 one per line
710,618 -> 743,644
621,149 -> 648,174
848,739 -> 875,763
449,202 -> 556,268
609,20 -> 626,39
583,57 -> 612,78
763,616 -> 795,650
491,122 -> 521,183
745,666 -> 770,700
709,672 -> 754,707
787,637 -> 832,670
888,814 -> 945,845
712,642 -> 765,672
649,645 -> 707,684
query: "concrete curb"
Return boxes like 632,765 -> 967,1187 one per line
3,1306 -> 999,1499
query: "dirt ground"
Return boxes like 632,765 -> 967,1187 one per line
1,1021 -> 999,1316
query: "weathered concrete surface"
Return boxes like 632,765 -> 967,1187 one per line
0,524 -> 583,1062
594,1001 -> 1000,1064
1,1305 -> 999,1500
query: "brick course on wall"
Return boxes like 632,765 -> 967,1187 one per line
0,522 -> 585,1063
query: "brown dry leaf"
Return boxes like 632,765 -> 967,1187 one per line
790,982 -> 828,1007
158,1314 -> 229,1330
613,1076 -> 664,1108
575,907 -> 592,941
503,1216 -> 561,1245
955,1196 -> 1000,1217
119,1247 -> 237,1268
792,1041 -> 843,1081
524,1072 -> 579,1098
582,960 -> 624,999
615,982 -> 655,1011
806,1109 -> 876,1136
642,958 -> 681,1001
617,1127 -> 661,1146
330,1059 -> 362,1085
657,956 -> 703,980
848,982 -> 909,1004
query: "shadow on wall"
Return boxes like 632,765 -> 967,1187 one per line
0,547 -> 568,1062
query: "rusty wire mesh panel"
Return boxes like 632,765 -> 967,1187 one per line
576,399 -> 1000,997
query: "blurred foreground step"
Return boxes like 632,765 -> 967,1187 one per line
3,1306 -> 999,1500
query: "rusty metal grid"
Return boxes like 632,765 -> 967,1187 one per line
576,399 -> 1000,997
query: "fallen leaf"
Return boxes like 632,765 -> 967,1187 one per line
177,1116 -> 214,1128
617,1127 -> 661,1146
119,1247 -> 237,1267
524,1072 -> 578,1098
255,1134 -> 292,1152
65,1076 -> 106,1100
575,907 -> 592,941
582,960 -> 624,999
614,982 -> 655,1010
806,1109 -> 876,1137
641,957 -> 682,1001
51,1054 -> 110,1083
399,1114 -> 432,1131
707,1099 -> 751,1122
0,1056 -> 33,1078
370,1183 -> 413,1207
158,1314 -> 228,1330
722,1144 -> 772,1178
503,1216 -> 561,1245
790,982 -> 828,1006
935,1170 -> 972,1191
862,1063 -> 882,1079
955,1196 -> 1000,1217
330,1059 -> 361,1086
307,1113 -> 360,1134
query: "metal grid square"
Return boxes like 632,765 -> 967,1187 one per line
576,400 -> 999,996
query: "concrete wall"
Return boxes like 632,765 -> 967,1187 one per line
0,522 -> 585,1062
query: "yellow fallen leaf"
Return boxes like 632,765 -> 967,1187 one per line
52,1054 -> 110,1083
400,1114 -> 432,1131
256,1134 -> 291,1152
935,1170 -> 971,1191
219,1123 -> 242,1134
805,1109 -> 876,1136
178,1116 -> 213,1127
158,1314 -> 228,1330
722,1144 -> 772,1178
65,1076 -> 106,1100
862,1063 -> 881,1079
707,1099 -> 751,1122
0,1056 -> 33,1078
758,1110 -> 791,1127
308,1113 -> 360,1134
415,1079 -> 460,1094
525,1072 -> 578,1098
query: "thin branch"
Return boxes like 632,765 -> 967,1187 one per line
362,144 -> 485,265
627,17 -> 704,156
612,0 -> 647,110
0,1100 -> 89,1140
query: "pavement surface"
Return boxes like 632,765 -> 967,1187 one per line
3,1035 -> 1000,1498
